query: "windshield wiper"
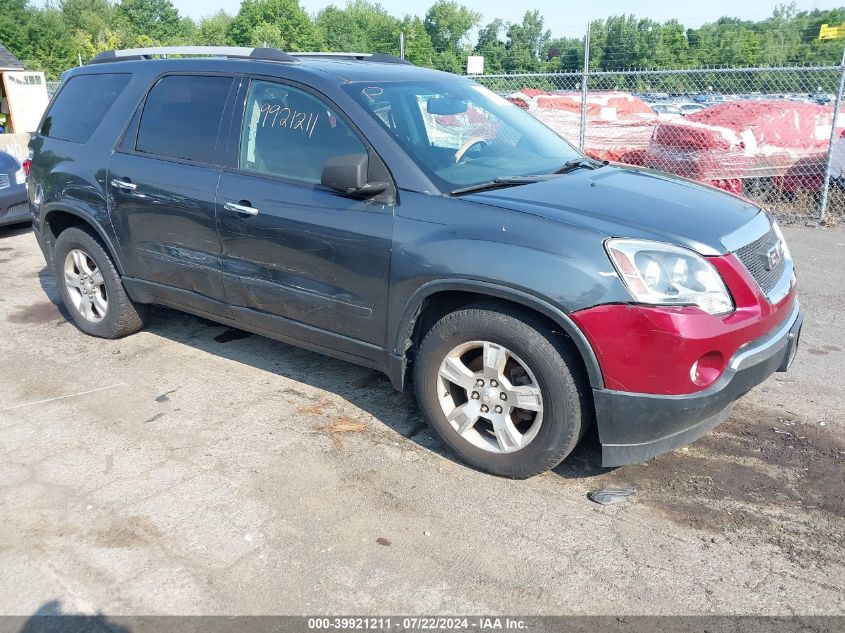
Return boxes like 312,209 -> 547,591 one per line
450,175 -> 558,196
554,157 -> 608,174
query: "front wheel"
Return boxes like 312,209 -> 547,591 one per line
414,304 -> 592,478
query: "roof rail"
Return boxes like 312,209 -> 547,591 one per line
88,46 -> 298,64
291,52 -> 412,65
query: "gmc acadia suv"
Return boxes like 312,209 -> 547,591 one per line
26,47 -> 802,478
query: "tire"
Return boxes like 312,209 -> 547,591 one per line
414,303 -> 592,478
52,225 -> 149,338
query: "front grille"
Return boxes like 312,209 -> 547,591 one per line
0,174 -> 9,190
2,201 -> 29,218
733,226 -> 787,296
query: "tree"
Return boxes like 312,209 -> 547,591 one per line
316,1 -> 402,54
400,15 -> 434,66
25,5 -> 75,77
423,0 -> 479,53
0,0 -> 32,59
196,11 -> 233,45
227,0 -> 318,50
508,10 -> 550,61
61,0 -> 115,36
475,19 -> 507,72
543,36 -> 582,71
115,0 -> 187,43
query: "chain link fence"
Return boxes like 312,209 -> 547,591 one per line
46,80 -> 61,98
473,66 -> 845,225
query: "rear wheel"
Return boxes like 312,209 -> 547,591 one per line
414,304 -> 591,478
53,226 -> 148,338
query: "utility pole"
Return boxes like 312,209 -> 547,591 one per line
579,22 -> 590,151
400,32 -> 405,60
820,40 -> 845,223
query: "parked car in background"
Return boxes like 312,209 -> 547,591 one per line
0,150 -> 29,228
650,103 -> 682,118
677,102 -> 705,115
28,47 -> 802,478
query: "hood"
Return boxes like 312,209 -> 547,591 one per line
0,151 -> 20,172
463,165 -> 763,255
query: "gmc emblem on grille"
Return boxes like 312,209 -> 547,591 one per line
765,241 -> 784,271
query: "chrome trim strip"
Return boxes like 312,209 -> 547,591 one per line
731,299 -> 800,371
765,259 -> 795,305
720,211 -> 770,252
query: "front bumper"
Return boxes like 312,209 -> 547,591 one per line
0,184 -> 29,227
594,300 -> 803,467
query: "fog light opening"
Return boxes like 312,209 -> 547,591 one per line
690,351 -> 726,387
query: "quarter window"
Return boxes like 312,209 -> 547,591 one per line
41,73 -> 130,143
136,75 -> 233,163
239,80 -> 366,183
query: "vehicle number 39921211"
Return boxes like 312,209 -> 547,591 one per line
307,617 -> 528,631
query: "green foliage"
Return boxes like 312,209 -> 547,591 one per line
196,11 -> 233,45
5,0 -> 845,80
424,0 -> 479,53
227,0 -> 318,50
316,1 -> 401,54
0,0 -> 32,56
24,5 -> 75,77
115,0 -> 187,43
401,15 -> 434,66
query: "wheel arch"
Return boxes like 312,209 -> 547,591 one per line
394,280 -> 604,391
41,204 -> 125,276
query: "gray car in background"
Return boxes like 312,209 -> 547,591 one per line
0,151 -> 29,227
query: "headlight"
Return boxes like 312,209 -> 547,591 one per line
605,238 -> 734,315
14,167 -> 25,185
770,218 -> 791,261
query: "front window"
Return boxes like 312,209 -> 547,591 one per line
345,80 -> 581,192
240,80 -> 366,184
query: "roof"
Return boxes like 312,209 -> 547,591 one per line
84,47 -> 460,84
298,58 -> 457,83
0,44 -> 23,71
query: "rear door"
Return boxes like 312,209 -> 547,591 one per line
108,74 -> 236,300
215,78 -> 394,347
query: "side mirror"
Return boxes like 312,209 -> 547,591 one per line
321,153 -> 388,197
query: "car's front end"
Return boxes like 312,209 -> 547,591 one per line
570,211 -> 800,465
0,152 -> 29,228
343,71 -> 802,472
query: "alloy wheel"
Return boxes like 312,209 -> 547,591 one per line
436,340 -> 544,453
63,248 -> 108,323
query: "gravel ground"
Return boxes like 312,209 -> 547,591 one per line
0,223 -> 843,617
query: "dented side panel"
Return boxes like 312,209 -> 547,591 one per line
107,151 -> 226,300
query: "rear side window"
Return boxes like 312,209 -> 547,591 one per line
41,73 -> 130,143
136,75 -> 233,164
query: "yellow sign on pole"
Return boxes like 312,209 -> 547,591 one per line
819,23 -> 845,40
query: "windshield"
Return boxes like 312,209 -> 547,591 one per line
343,80 -> 582,193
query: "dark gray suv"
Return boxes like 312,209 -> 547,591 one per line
26,47 -> 802,478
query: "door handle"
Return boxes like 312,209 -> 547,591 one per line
110,179 -> 137,192
224,201 -> 259,217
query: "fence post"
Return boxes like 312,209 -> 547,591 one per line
819,43 -> 845,224
579,22 -> 590,151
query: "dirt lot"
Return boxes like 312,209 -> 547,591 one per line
0,223 -> 843,616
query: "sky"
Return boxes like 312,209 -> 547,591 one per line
163,0 -> 844,37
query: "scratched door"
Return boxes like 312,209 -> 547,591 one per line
108,74 -> 235,299
215,79 -> 394,347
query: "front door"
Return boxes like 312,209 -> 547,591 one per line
215,79 -> 393,347
108,74 -> 235,300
